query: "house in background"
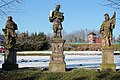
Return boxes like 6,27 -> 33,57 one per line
88,32 -> 102,43
95,37 -> 102,43
88,32 -> 96,43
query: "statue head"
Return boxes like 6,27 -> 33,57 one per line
8,16 -> 13,21
55,4 -> 60,11
104,13 -> 110,21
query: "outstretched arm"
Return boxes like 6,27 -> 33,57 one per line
111,11 -> 116,19
111,11 -> 116,29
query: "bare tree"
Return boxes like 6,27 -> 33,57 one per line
64,29 -> 86,43
0,0 -> 22,16
102,0 -> 120,10
116,35 -> 120,42
64,29 -> 100,43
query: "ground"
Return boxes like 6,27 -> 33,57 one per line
0,68 -> 120,80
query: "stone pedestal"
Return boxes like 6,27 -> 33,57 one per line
2,63 -> 18,70
49,39 -> 66,72
2,49 -> 18,70
100,46 -> 116,71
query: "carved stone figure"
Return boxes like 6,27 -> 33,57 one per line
49,4 -> 64,38
100,12 -> 116,46
49,5 -> 66,72
2,16 -> 18,70
2,16 -> 18,49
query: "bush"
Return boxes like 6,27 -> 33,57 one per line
16,32 -> 50,51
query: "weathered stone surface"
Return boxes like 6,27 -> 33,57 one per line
49,5 -> 66,72
100,12 -> 116,46
100,12 -> 116,71
49,39 -> 66,72
49,61 -> 66,72
2,49 -> 18,70
4,49 -> 17,63
2,16 -> 18,50
100,46 -> 116,71
2,16 -> 18,70
100,63 -> 116,71
2,63 -> 18,70
49,4 -> 64,38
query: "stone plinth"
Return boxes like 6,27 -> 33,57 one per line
2,63 -> 18,70
2,49 -> 18,70
49,39 -> 66,72
49,61 -> 66,72
100,46 -> 116,71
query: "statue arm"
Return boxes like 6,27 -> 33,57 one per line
49,11 -> 54,22
111,11 -> 116,19
100,23 -> 104,34
59,12 -> 64,22
49,17 -> 53,22
110,11 -> 116,29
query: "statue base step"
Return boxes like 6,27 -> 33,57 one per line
100,63 -> 116,71
2,63 -> 18,70
49,61 -> 66,72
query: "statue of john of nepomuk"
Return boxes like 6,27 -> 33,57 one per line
100,12 -> 116,46
49,4 -> 64,38
2,16 -> 18,49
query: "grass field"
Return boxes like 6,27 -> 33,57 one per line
0,68 -> 120,80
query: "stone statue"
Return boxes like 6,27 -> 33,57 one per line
2,16 -> 18,70
2,16 -> 18,49
49,4 -> 64,38
100,12 -> 116,46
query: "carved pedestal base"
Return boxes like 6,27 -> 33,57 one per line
49,61 -> 66,72
49,39 -> 66,72
100,46 -> 116,71
100,63 -> 116,71
2,49 -> 18,70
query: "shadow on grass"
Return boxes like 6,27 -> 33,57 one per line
97,72 -> 110,79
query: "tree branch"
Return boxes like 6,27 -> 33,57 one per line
0,0 -> 22,16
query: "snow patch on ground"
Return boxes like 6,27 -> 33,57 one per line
0,55 -> 120,69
